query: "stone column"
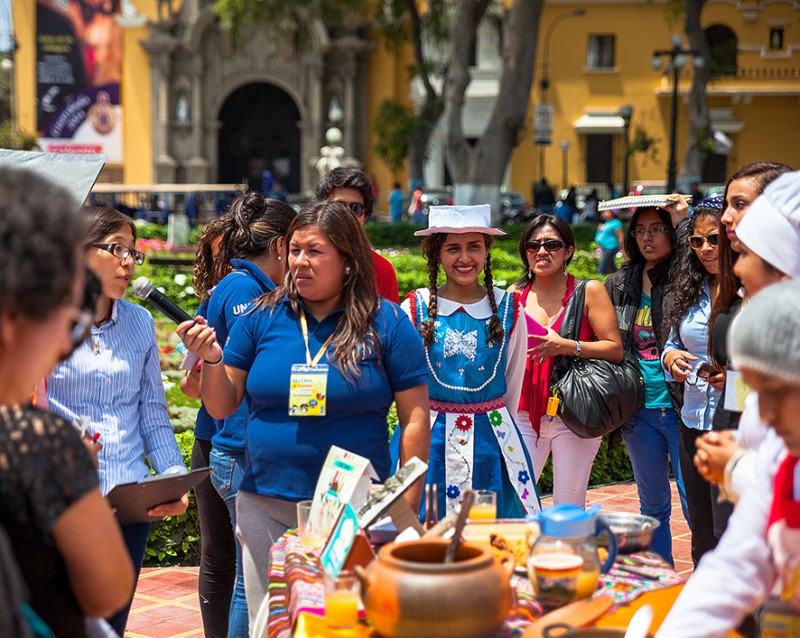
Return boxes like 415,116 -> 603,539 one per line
144,37 -> 178,183
186,58 -> 209,183
340,49 -> 357,157
303,56 -> 325,192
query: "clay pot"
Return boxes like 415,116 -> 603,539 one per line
355,538 -> 514,638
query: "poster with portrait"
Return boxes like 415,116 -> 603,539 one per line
36,0 -> 123,162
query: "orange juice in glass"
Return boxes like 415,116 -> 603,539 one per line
469,490 -> 497,520
324,571 -> 360,628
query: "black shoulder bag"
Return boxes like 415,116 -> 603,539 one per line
549,279 -> 644,439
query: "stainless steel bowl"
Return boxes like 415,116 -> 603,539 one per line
600,512 -> 660,553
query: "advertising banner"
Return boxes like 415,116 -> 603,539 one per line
36,0 -> 123,162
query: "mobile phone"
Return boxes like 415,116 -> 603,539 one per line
696,363 -> 716,379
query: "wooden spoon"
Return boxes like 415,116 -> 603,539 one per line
443,490 -> 475,564
522,596 -> 616,638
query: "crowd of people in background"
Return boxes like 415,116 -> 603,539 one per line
3,159 -> 800,638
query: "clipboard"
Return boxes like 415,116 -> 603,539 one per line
107,467 -> 211,525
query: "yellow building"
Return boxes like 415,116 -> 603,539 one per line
9,0 -> 800,203
511,0 -> 800,197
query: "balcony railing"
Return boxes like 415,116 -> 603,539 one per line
679,66 -> 800,81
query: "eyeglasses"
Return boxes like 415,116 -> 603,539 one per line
525,239 -> 565,253
687,233 -> 720,249
337,201 -> 367,217
632,226 -> 670,238
89,242 -> 145,265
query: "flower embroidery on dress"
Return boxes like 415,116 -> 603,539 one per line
455,415 -> 473,431
518,470 -> 530,484
446,484 -> 461,499
489,410 -> 503,426
443,328 -> 478,361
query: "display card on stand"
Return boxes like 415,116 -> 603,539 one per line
310,446 -> 379,540
320,503 -> 375,578
357,457 -> 428,531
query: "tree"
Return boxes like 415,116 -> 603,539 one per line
443,0 -> 544,221
675,0 -> 713,186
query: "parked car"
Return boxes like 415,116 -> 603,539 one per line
500,190 -> 532,224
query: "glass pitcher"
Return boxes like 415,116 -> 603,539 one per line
528,504 -> 618,605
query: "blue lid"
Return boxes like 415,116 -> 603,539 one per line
530,504 -> 602,538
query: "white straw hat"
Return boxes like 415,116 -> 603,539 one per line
736,171 -> 800,279
414,204 -> 507,237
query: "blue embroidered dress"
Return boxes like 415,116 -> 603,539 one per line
396,287 -> 541,519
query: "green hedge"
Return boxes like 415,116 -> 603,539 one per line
144,430 -> 200,566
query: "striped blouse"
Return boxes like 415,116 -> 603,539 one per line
48,299 -> 186,495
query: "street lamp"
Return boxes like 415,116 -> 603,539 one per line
537,8 -> 587,178
560,140 -> 570,190
651,35 -> 704,193
618,105 -> 633,194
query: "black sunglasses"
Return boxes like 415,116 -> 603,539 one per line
526,239 -> 565,253
687,233 -> 720,249
89,242 -> 146,265
338,201 -> 367,217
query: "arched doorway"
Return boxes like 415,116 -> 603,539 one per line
217,83 -> 301,193
705,24 -> 738,77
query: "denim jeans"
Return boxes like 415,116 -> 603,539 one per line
621,407 -> 689,566
210,448 -> 247,638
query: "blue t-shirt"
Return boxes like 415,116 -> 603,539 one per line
632,294 -> 671,409
223,297 -> 428,501
389,189 -> 405,217
208,259 -> 275,455
595,218 -> 623,250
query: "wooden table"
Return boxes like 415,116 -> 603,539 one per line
596,584 -> 743,637
268,531 -> 714,638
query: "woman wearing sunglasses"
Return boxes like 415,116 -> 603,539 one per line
693,163 -> 792,496
0,170 -> 134,637
661,197 -> 728,565
604,197 -> 689,565
509,214 -> 622,507
48,206 -> 188,636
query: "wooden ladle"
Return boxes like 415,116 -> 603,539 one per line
443,489 -> 475,564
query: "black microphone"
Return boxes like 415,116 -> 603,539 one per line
132,276 -> 194,324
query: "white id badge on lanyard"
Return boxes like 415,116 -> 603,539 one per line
289,364 -> 329,416
290,308 -> 335,417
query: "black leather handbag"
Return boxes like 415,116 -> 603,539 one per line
549,279 -> 644,439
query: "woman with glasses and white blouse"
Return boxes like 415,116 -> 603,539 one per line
509,214 -> 623,507
48,206 -> 188,636
660,197 -> 727,566
604,198 -> 689,565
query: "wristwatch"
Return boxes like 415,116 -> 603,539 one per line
573,340 -> 582,358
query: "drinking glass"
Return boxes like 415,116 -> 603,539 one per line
324,570 -> 360,628
296,500 -> 324,549
469,489 -> 497,520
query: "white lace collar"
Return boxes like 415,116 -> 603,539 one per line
416,287 -> 507,320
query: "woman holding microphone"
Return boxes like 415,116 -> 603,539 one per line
178,201 -> 430,625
